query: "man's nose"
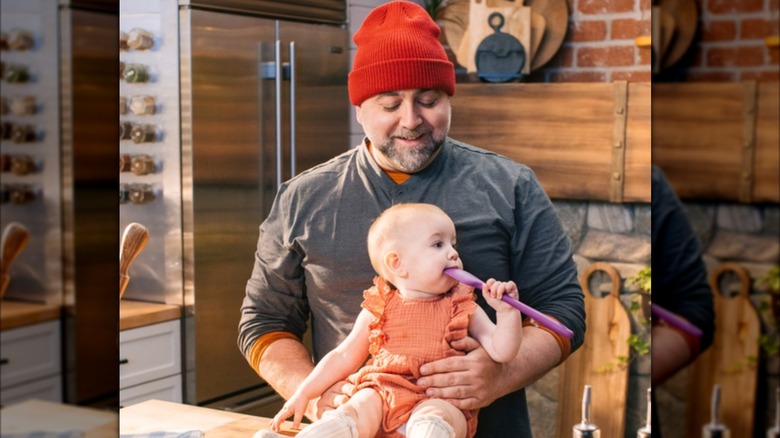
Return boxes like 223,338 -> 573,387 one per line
399,102 -> 422,129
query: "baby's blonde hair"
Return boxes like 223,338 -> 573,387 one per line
367,203 -> 450,279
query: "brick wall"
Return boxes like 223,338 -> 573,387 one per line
657,0 -> 779,81
529,0 -> 653,82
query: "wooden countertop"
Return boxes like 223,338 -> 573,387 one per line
0,300 -> 61,331
120,300 -> 182,331
120,399 -> 301,436
1,399 -> 117,438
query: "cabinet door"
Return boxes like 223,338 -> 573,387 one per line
120,374 -> 182,408
119,320 -> 181,389
0,320 -> 61,388
0,375 -> 62,407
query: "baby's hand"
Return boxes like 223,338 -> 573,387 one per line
270,394 -> 308,431
482,278 -> 520,313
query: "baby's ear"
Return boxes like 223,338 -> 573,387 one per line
383,251 -> 406,277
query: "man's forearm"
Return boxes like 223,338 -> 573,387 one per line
501,326 -> 562,394
257,337 -> 315,400
651,325 -> 693,386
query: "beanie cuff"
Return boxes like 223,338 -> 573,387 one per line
348,58 -> 455,106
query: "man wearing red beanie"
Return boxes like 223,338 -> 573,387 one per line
240,2 -> 585,437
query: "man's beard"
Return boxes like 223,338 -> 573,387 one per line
374,131 -> 445,173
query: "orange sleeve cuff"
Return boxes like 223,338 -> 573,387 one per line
247,331 -> 300,375
653,318 -> 702,358
523,317 -> 572,363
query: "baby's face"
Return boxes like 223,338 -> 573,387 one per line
396,210 -> 462,294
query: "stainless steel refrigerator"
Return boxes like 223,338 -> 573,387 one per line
119,0 -> 349,415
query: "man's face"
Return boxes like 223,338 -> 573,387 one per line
355,89 -> 451,173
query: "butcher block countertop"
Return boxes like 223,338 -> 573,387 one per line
1,399 -> 117,438
120,399 -> 301,436
0,300 -> 61,331
120,300 -> 181,331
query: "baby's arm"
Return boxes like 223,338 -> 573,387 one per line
467,279 -> 523,363
270,309 -> 373,431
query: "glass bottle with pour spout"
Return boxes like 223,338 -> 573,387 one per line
573,385 -> 600,438
702,385 -> 730,438
637,387 -> 651,438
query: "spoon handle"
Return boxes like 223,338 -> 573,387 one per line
500,294 -> 574,339
651,303 -> 703,339
444,268 -> 574,339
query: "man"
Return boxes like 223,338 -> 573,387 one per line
650,165 -> 715,436
239,2 -> 585,436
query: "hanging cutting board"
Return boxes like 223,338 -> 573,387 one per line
657,0 -> 698,69
685,262 -> 760,438
463,0 -> 532,74
524,0 -> 569,70
557,262 -> 631,438
438,0 -> 566,72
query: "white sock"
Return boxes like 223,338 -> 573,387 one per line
296,409 -> 358,438
252,429 -> 283,438
406,414 -> 456,438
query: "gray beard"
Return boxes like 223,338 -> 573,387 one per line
375,137 -> 443,173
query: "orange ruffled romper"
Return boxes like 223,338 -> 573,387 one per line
347,277 -> 479,438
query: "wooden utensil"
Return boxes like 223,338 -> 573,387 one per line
686,262 -> 759,438
524,0 -> 569,70
557,262 -> 630,438
119,222 -> 150,299
1,222 -> 31,299
529,11 -> 546,66
441,0 -> 567,72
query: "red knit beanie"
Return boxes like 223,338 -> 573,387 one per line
348,1 -> 456,106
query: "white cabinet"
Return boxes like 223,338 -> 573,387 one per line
119,319 -> 182,405
120,374 -> 182,407
0,375 -> 63,407
0,320 -> 62,405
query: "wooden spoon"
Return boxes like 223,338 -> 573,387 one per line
119,222 -> 150,299
1,222 -> 31,299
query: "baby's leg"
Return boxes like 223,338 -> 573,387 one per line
285,388 -> 381,438
406,399 -> 467,438
334,388 -> 383,438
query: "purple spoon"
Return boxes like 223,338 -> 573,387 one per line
444,268 -> 574,339
650,303 -> 703,339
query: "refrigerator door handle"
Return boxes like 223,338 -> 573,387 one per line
275,39 -> 283,189
289,41 -> 296,179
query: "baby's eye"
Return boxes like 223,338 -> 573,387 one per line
432,241 -> 444,248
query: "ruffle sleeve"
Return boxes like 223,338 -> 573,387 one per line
444,283 -> 478,346
362,276 -> 395,357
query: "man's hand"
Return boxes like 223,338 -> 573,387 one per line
306,380 -> 355,421
416,336 -> 507,410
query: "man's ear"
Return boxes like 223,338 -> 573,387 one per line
355,105 -> 364,126
384,251 -> 406,277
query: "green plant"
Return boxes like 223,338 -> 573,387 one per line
628,266 -> 651,294
597,267 -> 651,374
760,265 -> 779,294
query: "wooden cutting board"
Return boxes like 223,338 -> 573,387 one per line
685,263 -> 760,437
208,417 -> 300,437
524,0 -> 569,70
557,262 -> 631,438
462,0 -> 532,74
440,0 -> 565,73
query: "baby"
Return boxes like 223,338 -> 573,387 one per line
256,203 -> 523,438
